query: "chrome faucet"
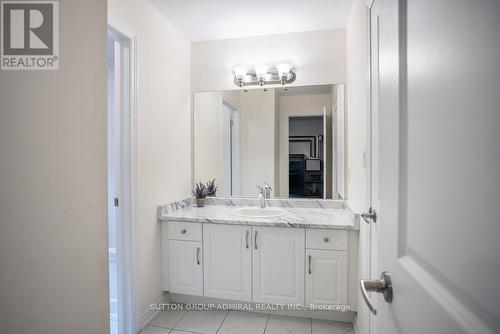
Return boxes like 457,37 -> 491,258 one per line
257,183 -> 272,208
257,185 -> 266,208
263,183 -> 272,199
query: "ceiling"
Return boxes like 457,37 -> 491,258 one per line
150,0 -> 354,42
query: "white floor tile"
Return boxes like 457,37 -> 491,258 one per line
150,309 -> 188,329
149,310 -> 187,328
140,326 -> 171,334
264,315 -> 311,334
218,311 -> 268,334
312,319 -> 354,334
174,310 -> 228,334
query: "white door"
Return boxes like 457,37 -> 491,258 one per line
306,250 -> 347,305
253,227 -> 305,305
169,240 -> 203,296
203,224 -> 252,301
363,1 -> 500,333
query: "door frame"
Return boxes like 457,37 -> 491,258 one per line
366,1 -> 376,333
354,1 -> 376,334
108,18 -> 139,334
220,100 -> 240,196
280,111 -> 326,198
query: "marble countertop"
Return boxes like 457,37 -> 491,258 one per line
158,198 -> 359,230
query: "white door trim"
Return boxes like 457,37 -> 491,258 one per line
231,107 -> 241,196
108,17 -> 139,334
220,101 -> 241,196
354,3 -> 375,334
280,111 -> 325,197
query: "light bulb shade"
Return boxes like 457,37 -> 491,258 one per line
276,63 -> 293,77
255,65 -> 269,80
233,66 -> 247,80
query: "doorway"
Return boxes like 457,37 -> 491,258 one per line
282,109 -> 327,199
107,21 -> 138,334
288,115 -> 325,198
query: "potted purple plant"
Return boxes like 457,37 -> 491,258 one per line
206,179 -> 217,197
192,182 -> 208,207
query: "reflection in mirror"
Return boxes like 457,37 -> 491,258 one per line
193,85 -> 347,199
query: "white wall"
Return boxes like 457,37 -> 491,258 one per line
194,89 -> 279,197
289,117 -> 324,137
193,92 -> 223,190
346,0 -> 368,213
222,90 -> 241,110
191,29 -> 347,92
0,1 -> 108,333
239,90 -> 275,195
345,0 -> 369,333
108,0 -> 192,320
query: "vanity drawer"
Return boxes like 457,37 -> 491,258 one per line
306,229 -> 348,251
168,221 -> 202,241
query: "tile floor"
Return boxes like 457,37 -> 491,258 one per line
142,309 -> 354,334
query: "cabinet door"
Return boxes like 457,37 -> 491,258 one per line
253,227 -> 305,305
306,250 -> 347,305
203,224 -> 252,301
169,240 -> 203,296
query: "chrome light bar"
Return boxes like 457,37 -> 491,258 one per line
233,64 -> 296,91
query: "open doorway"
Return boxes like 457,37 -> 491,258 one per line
288,115 -> 325,198
107,21 -> 138,334
277,84 -> 345,199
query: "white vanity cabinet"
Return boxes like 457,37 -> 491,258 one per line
165,221 -> 204,296
162,220 -> 356,311
306,250 -> 347,305
203,224 -> 252,301
252,226 -> 305,305
305,229 -> 348,305
169,240 -> 203,296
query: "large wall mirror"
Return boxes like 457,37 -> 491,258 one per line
193,84 -> 347,199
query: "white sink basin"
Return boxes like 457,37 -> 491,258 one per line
231,207 -> 288,218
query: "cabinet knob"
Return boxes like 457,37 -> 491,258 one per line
181,229 -> 187,234
324,237 -> 330,243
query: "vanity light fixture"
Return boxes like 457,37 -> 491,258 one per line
233,63 -> 296,91
254,64 -> 270,86
233,65 -> 247,81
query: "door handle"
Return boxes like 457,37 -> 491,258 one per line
360,271 -> 393,315
245,230 -> 250,249
196,247 -> 201,265
254,231 -> 258,250
361,207 -> 377,224
308,255 -> 312,274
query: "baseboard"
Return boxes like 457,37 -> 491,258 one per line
168,293 -> 354,323
140,293 -> 170,330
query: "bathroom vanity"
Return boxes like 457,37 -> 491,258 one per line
158,198 -> 359,320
